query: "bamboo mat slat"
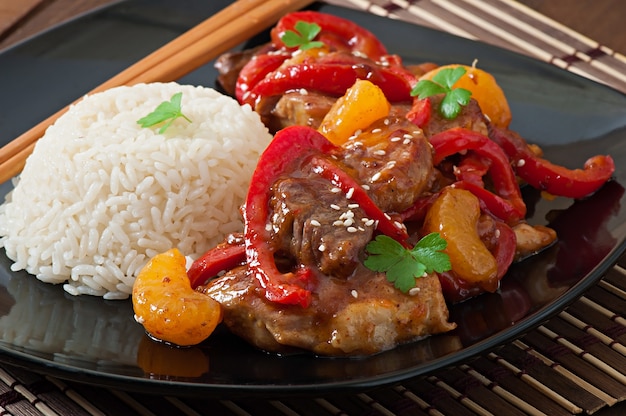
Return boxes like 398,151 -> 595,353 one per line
0,0 -> 625,415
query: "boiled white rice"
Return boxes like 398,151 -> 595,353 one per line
0,82 -> 272,300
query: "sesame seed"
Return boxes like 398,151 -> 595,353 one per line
299,88 -> 309,95
343,218 -> 354,227
408,287 -> 421,296
318,244 -> 326,252
517,159 -> 526,167
358,227 -> 365,231
347,227 -> 358,233
265,224 -> 272,232
364,219 -> 375,227
333,220 -> 344,226
386,161 -> 397,169
394,221 -> 405,230
403,133 -> 413,140
403,138 -> 411,145
353,141 -> 363,147
310,219 -> 321,227
384,118 -> 391,125
362,184 -> 370,190
384,213 -> 392,220
354,129 -> 362,136
371,172 -> 382,182
330,204 -> 341,210
373,149 -> 386,156
391,136 -> 401,142
346,187 -> 355,199
348,203 -> 360,209
351,290 -> 358,298
495,228 -> 501,238
371,128 -> 382,134
331,187 -> 341,193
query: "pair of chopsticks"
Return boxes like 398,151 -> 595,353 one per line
0,0 -> 315,185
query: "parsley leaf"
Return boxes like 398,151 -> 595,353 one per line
137,92 -> 192,134
411,66 -> 472,120
364,233 -> 452,293
281,21 -> 324,51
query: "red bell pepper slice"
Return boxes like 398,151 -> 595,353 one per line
244,125 -> 338,307
492,221 -> 516,280
489,126 -> 615,199
429,127 -> 527,223
309,155 -> 410,245
188,241 -> 246,288
406,97 -> 431,128
242,59 -> 414,107
235,52 -> 290,103
270,11 -> 388,60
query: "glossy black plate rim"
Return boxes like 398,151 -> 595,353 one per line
0,0 -> 625,398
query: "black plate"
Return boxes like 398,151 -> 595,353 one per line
1,0 -> 626,398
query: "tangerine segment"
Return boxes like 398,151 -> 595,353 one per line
420,64 -> 511,128
423,188 -> 497,284
132,248 -> 222,346
318,79 -> 391,145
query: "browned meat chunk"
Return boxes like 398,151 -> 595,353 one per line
270,176 -> 373,278
341,117 -> 435,213
422,95 -> 489,137
200,264 -> 455,356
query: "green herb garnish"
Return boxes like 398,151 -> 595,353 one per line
137,92 -> 191,134
411,66 -> 472,120
364,233 -> 452,293
281,21 -> 324,50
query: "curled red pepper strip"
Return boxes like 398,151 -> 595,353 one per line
235,52 -> 290,103
429,127 -> 526,223
244,125 -> 337,308
270,11 -> 388,60
452,181 -> 525,224
309,155 -> 410,246
188,241 -> 246,288
489,126 -> 615,199
492,221 -> 516,280
243,60 -> 413,107
455,153 -> 490,187
406,97 -> 431,128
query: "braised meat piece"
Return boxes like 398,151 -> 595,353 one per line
200,264 -> 455,356
270,91 -> 336,131
270,176 -> 373,279
341,117 -> 435,213
422,95 -> 489,137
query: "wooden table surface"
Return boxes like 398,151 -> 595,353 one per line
1,0 -> 626,55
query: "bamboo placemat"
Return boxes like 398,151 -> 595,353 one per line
0,1 -> 625,415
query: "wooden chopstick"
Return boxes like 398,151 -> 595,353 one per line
0,0 -> 315,184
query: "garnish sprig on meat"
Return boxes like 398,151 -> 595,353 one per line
364,234 -> 452,293
411,66 -> 472,119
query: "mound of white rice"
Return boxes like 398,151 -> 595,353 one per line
0,82 -> 272,300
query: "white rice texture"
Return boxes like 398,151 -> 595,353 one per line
0,82 -> 272,300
